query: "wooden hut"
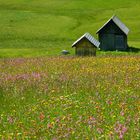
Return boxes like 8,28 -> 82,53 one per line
72,33 -> 100,56
96,15 -> 130,51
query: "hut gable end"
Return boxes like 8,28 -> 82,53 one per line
97,20 -> 126,35
96,15 -> 130,35
74,37 -> 95,48
96,15 -> 129,51
72,33 -> 100,48
72,33 -> 100,56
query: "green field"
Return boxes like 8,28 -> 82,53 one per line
0,1 -> 140,139
0,0 -> 140,57
0,56 -> 140,139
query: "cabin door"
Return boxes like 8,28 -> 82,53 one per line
115,35 -> 124,50
102,34 -> 114,50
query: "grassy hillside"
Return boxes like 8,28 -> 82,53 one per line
0,0 -> 140,57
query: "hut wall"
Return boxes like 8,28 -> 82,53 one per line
75,38 -> 96,56
99,21 -> 127,51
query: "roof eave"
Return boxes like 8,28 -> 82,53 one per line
96,18 -> 112,34
71,36 -> 86,47
72,41 -> 100,48
72,44 -> 75,48
72,32 -> 100,48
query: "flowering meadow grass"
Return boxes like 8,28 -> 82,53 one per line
0,56 -> 140,139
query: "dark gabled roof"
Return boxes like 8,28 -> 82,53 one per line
96,15 -> 130,35
72,33 -> 100,48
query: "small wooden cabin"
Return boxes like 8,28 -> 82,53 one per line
72,33 -> 100,56
96,15 -> 130,51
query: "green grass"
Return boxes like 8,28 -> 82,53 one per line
0,0 -> 140,57
0,1 -> 140,139
0,56 -> 139,139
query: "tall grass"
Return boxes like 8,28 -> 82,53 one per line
0,56 -> 139,139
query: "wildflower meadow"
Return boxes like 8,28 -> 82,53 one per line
0,56 -> 140,139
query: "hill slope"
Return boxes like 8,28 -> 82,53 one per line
0,0 -> 140,57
